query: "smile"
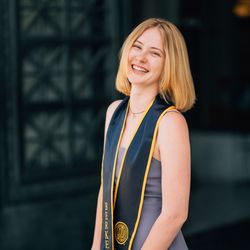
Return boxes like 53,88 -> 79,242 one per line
132,64 -> 149,73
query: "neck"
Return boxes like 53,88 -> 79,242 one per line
129,90 -> 158,113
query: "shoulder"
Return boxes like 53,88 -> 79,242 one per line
157,109 -> 190,165
106,99 -> 123,120
159,109 -> 188,128
158,109 -> 189,144
104,99 -> 123,133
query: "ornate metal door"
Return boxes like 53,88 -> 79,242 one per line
0,0 -> 129,249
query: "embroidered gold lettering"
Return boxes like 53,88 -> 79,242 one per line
105,230 -> 109,239
104,201 -> 110,249
105,240 -> 110,249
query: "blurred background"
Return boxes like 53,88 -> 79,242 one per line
0,0 -> 249,249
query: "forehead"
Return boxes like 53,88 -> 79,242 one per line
135,27 -> 164,49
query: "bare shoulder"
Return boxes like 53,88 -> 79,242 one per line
158,109 -> 189,141
157,109 -> 190,160
160,109 -> 188,128
104,99 -> 123,134
106,99 -> 123,119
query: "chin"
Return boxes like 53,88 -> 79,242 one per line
128,74 -> 146,85
128,78 -> 144,86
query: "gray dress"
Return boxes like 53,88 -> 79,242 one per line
115,147 -> 188,250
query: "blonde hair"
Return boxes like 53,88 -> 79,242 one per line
115,18 -> 196,112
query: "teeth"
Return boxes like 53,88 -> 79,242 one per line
132,65 -> 148,73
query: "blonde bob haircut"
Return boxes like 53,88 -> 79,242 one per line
115,18 -> 196,112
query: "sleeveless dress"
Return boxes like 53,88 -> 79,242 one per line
115,147 -> 188,250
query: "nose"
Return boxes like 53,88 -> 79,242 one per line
136,50 -> 147,63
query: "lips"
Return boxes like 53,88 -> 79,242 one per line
132,64 -> 149,73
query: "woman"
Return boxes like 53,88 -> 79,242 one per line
91,18 -> 196,250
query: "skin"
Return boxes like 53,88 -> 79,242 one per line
91,27 -> 191,249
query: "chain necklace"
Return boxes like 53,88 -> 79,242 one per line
129,107 -> 145,119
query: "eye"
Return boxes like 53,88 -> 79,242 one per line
132,44 -> 142,49
151,51 -> 161,57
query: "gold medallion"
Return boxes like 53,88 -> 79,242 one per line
114,221 -> 129,245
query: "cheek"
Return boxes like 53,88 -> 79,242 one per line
155,61 -> 164,79
153,59 -> 164,72
128,48 -> 135,60
128,51 -> 137,63
128,54 -> 133,65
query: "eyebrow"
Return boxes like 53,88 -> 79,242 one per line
135,40 -> 164,55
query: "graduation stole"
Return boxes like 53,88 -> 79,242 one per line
101,94 -> 175,250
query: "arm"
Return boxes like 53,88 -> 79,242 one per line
91,185 -> 103,250
91,100 -> 122,250
141,111 -> 191,250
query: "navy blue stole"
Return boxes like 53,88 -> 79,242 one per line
101,94 -> 175,250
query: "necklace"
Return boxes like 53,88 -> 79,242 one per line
129,107 -> 145,119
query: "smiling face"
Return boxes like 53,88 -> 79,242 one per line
127,27 -> 165,89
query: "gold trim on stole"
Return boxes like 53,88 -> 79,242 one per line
113,96 -> 156,208
101,99 -> 130,250
127,105 -> 176,250
109,101 -> 130,250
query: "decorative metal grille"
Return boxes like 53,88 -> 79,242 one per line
20,0 -> 108,178
4,0 -> 119,201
